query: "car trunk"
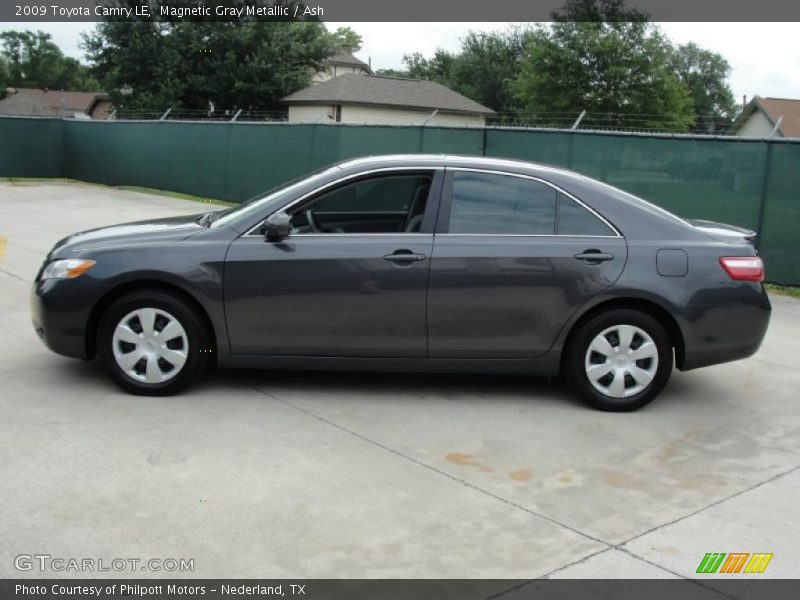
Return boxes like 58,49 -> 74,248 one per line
688,219 -> 757,245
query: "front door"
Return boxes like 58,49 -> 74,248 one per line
224,169 -> 441,357
427,169 -> 627,359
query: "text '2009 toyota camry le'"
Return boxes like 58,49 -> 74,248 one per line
31,155 -> 771,411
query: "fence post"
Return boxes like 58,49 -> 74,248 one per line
566,132 -> 575,169
481,127 -> 488,156
754,141 -> 774,251
308,123 -> 317,170
571,110 -> 586,130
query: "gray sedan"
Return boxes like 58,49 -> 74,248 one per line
31,155 -> 770,411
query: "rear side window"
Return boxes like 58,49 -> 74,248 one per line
448,171 -> 557,234
557,194 -> 616,236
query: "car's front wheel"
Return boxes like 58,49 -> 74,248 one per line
565,308 -> 673,411
98,289 -> 211,396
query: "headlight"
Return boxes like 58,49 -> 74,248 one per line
41,259 -> 96,280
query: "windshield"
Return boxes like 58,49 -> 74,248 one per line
208,165 -> 341,229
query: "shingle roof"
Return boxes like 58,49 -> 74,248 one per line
281,74 -> 495,116
732,96 -> 800,138
0,88 -> 107,117
327,48 -> 371,72
756,97 -> 800,138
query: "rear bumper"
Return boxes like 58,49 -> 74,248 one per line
30,279 -> 94,360
679,284 -> 771,371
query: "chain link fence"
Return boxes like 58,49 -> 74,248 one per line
104,108 -> 739,135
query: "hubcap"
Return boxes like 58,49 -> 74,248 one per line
584,324 -> 659,399
112,308 -> 188,384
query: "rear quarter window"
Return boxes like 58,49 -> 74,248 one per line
557,194 -> 616,236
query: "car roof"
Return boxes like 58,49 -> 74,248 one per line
336,154 -> 571,177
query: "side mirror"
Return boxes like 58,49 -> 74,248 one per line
263,212 -> 292,242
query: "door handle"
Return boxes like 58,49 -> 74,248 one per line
383,250 -> 427,263
574,250 -> 614,264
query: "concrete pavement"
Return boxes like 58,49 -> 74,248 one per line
1,182 -> 798,582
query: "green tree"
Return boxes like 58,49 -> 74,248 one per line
553,0 -> 648,22
331,26 -> 363,51
82,18 -> 335,112
0,30 -> 97,91
374,67 -> 406,77
442,29 -> 525,118
384,30 -> 524,116
670,42 -> 737,133
513,21 -> 694,131
401,50 -> 455,81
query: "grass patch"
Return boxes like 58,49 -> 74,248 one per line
115,185 -> 235,207
0,177 -> 74,184
0,177 -> 235,207
765,284 -> 800,299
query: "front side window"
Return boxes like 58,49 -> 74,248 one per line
289,173 -> 433,234
448,171 -> 557,235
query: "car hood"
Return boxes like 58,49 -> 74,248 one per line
50,213 -> 205,257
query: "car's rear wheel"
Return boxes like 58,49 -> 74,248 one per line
565,308 -> 673,411
98,290 -> 210,396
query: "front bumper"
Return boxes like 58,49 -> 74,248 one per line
30,278 -> 97,360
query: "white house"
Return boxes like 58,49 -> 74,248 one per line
730,96 -> 800,138
282,73 -> 495,127
311,47 -> 372,84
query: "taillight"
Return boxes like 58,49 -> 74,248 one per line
719,256 -> 764,282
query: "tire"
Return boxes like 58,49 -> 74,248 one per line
564,308 -> 673,411
97,289 -> 211,396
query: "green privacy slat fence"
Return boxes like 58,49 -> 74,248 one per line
0,117 -> 63,178
1,116 -> 798,285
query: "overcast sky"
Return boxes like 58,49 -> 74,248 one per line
5,21 -> 800,103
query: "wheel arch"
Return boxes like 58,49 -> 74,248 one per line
560,297 -> 686,372
85,279 -> 217,360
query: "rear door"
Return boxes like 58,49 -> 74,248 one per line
427,168 -> 627,359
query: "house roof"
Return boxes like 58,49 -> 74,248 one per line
281,74 -> 495,116
0,88 -> 108,118
326,47 -> 372,73
731,96 -> 800,138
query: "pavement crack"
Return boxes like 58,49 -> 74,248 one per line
244,382 -> 612,549
0,267 -> 30,284
502,549 -> 735,599
482,579 -> 537,599
536,546 -> 614,579
620,461 -> 800,547
614,548 -> 739,599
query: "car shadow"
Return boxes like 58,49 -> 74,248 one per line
54,359 -> 704,413
211,366 -> 708,414
207,368 -> 598,411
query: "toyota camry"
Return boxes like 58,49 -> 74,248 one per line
31,155 -> 771,411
